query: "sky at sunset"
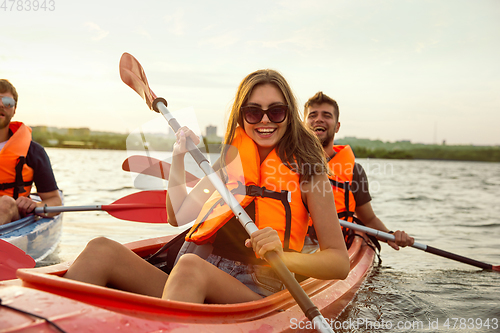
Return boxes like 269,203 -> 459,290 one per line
2,0 -> 499,145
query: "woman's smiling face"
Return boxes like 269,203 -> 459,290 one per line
243,83 -> 288,162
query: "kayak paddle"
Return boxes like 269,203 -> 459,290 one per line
34,190 -> 167,223
122,156 -> 500,272
123,155 -> 200,187
119,52 -> 335,333
339,220 -> 500,272
0,239 -> 36,280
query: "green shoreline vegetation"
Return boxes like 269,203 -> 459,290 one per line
31,126 -> 500,162
336,137 -> 500,162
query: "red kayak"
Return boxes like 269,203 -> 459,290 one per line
0,232 -> 374,332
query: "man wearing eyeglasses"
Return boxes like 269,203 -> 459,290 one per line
303,91 -> 413,251
0,79 -> 61,225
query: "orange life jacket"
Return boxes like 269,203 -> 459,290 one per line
0,122 -> 34,199
186,127 -> 309,252
328,145 -> 382,251
328,145 -> 357,222
306,145 -> 357,243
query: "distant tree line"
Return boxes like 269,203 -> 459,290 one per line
351,146 -> 500,162
32,130 -> 129,150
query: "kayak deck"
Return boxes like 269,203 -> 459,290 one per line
0,233 -> 374,332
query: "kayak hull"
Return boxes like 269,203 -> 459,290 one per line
0,214 -> 62,264
0,233 -> 374,332
0,192 -> 63,264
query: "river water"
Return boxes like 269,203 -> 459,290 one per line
40,148 -> 500,332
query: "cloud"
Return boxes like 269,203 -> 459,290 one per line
199,31 -> 240,48
84,22 -> 109,41
244,24 -> 331,56
415,38 -> 440,53
135,27 -> 152,40
164,9 -> 186,36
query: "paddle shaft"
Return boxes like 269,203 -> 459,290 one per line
31,190 -> 168,223
34,203 -> 163,214
339,220 -> 495,271
154,99 -> 333,332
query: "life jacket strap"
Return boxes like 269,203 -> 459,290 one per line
245,185 -> 286,201
14,156 -> 27,200
0,156 -> 33,199
337,211 -> 355,220
344,181 -> 351,217
329,179 -> 348,189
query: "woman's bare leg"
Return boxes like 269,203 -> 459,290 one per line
64,237 -> 168,298
162,253 -> 262,304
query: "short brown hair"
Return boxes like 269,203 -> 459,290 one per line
304,91 -> 339,121
0,79 -> 18,103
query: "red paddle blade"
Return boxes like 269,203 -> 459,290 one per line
493,265 -> 500,272
119,53 -> 157,109
0,239 -> 36,280
123,155 -> 201,187
104,190 -> 168,223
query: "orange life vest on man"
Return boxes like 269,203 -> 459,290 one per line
186,127 -> 309,252
0,122 -> 34,199
306,145 -> 357,244
327,145 -> 382,251
328,145 -> 357,222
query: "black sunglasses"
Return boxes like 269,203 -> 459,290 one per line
1,97 -> 16,108
241,104 -> 288,124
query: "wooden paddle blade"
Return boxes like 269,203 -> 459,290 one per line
119,53 -> 157,109
123,155 -> 201,187
105,190 -> 168,223
0,239 -> 36,280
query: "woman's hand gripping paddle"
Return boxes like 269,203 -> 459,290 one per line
119,52 -> 336,333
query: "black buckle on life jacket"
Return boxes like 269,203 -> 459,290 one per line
246,185 -> 281,199
246,185 -> 265,197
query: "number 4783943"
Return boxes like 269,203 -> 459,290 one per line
1,0 -> 56,11
442,318 -> 498,330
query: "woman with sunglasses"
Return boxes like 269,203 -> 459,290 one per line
64,69 -> 349,304
163,69 -> 349,303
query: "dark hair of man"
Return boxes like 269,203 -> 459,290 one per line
0,79 -> 19,103
304,91 -> 339,121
